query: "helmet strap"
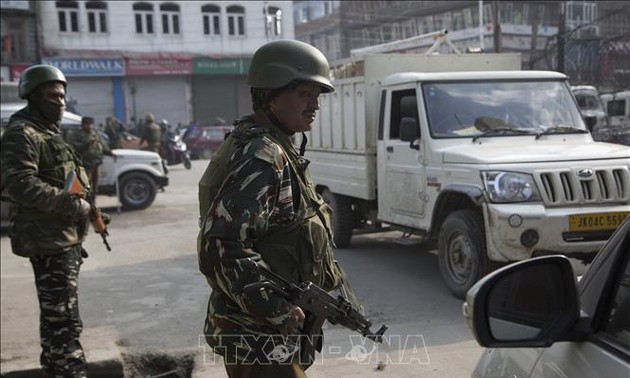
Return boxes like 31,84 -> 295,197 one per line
263,107 -> 294,136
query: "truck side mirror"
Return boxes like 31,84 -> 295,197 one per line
400,117 -> 420,150
584,116 -> 597,132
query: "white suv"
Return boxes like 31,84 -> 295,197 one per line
1,103 -> 169,228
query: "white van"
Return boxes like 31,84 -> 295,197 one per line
600,91 -> 630,145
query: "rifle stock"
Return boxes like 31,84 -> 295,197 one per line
65,171 -> 111,251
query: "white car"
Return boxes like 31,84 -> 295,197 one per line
464,217 -> 629,378
1,103 -> 169,228
600,91 -> 630,146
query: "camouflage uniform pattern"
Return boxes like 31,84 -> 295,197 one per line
68,128 -> 105,170
1,105 -> 89,377
31,246 -> 87,378
198,114 -> 343,365
103,117 -> 124,149
141,121 -> 162,153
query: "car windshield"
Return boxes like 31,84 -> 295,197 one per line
423,80 -> 586,138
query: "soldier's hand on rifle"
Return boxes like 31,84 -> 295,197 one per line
278,305 -> 305,337
75,197 -> 92,219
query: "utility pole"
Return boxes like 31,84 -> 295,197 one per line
557,2 -> 566,73
528,5 -> 541,69
492,1 -> 501,53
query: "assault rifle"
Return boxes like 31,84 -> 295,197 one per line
242,263 -> 388,367
65,171 -> 111,251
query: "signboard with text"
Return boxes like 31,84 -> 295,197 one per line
125,56 -> 192,75
42,58 -> 125,77
193,58 -> 250,75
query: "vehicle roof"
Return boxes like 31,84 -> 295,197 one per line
570,85 -> 598,92
383,70 -> 567,86
1,102 -> 82,125
601,91 -> 630,100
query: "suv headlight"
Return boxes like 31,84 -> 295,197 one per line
481,171 -> 541,203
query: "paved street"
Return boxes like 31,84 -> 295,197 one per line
1,159 -> 482,377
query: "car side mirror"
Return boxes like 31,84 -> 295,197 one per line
463,255 -> 579,348
400,117 -> 420,150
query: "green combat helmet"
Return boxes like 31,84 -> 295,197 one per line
19,64 -> 67,99
247,39 -> 334,93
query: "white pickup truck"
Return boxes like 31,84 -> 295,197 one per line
305,53 -> 630,298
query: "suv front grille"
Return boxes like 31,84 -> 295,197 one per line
536,167 -> 630,206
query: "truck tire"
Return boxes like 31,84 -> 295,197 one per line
438,210 -> 489,299
321,189 -> 353,248
119,172 -> 157,210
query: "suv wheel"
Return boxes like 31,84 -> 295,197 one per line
119,172 -> 157,210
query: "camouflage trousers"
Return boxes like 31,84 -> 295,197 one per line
30,246 -> 87,378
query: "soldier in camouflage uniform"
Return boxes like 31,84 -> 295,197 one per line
103,116 -> 124,150
68,116 -> 114,204
197,40 -> 354,378
0,64 -> 93,378
139,113 -> 162,153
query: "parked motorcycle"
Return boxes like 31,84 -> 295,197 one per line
161,127 -> 192,170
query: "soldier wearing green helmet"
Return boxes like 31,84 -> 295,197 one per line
1,64 -> 92,377
197,40 -> 359,377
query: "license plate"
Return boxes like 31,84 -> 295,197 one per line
569,212 -> 629,232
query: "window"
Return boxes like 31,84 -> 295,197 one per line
390,90 -> 418,140
227,5 -> 245,36
133,2 -> 154,34
160,3 -> 180,35
86,1 -> 107,33
266,6 -> 283,37
56,1 -> 79,32
202,4 -> 221,36
606,100 -> 626,117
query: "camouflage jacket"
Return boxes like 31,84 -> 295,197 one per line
0,105 -> 90,257
104,120 -> 124,149
141,122 -> 161,152
198,113 -> 343,363
69,129 -> 106,168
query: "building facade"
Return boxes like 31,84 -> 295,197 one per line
3,0 -> 294,126
294,1 -> 630,92
0,1 -> 39,83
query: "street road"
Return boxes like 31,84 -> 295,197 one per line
1,159 -> 482,377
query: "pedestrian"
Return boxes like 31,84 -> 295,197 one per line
197,39 -> 359,378
68,116 -> 114,204
139,113 -> 161,153
0,64 -> 93,378
103,116 -> 124,149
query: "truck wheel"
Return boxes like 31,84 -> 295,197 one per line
321,189 -> 353,248
438,210 -> 488,299
119,172 -> 157,210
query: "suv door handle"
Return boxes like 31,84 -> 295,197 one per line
386,146 -> 394,152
